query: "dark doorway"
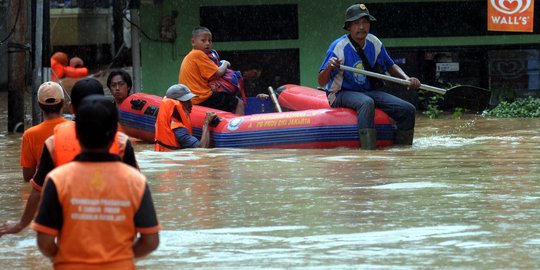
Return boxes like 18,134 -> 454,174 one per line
217,49 -> 300,97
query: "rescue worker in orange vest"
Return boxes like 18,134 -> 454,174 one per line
39,78 -> 138,168
32,95 -> 160,268
154,84 -> 217,151
0,78 -> 138,237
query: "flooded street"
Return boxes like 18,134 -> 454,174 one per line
1,114 -> 540,269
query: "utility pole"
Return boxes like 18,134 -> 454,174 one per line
32,0 -> 44,125
130,0 -> 141,92
0,1 -> 8,93
7,0 -> 26,133
31,0 -> 50,125
112,0 -> 124,59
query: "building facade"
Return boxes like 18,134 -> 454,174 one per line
136,0 -> 539,100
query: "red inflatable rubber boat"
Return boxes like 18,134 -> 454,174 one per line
118,84 -> 397,148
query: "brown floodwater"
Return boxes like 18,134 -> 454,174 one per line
1,113 -> 540,269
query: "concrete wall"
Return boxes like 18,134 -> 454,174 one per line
50,8 -> 112,46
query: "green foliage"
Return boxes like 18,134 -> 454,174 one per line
418,89 -> 445,119
452,107 -> 464,119
491,84 -> 516,103
483,96 -> 540,118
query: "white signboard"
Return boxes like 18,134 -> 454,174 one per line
436,62 -> 460,72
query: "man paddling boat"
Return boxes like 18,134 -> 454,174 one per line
318,3 -> 421,150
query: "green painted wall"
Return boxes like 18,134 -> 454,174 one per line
139,0 -> 539,95
140,0 -> 353,95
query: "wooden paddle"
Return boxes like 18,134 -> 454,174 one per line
339,65 -> 447,95
268,86 -> 283,112
339,65 -> 491,112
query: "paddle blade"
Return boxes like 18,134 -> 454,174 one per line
443,85 -> 491,112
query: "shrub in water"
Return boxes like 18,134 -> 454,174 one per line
483,96 -> 540,118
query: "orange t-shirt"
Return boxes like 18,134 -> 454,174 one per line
178,49 -> 219,104
20,117 -> 68,169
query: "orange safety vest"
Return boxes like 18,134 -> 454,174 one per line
41,161 -> 148,270
154,97 -> 192,152
45,121 -> 127,166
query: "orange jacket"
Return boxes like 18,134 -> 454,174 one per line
154,97 -> 192,151
45,121 -> 127,166
33,161 -> 156,269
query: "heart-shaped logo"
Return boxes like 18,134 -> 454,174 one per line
502,0 -> 519,11
492,60 -> 525,79
490,0 -> 532,14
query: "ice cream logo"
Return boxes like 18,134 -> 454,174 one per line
491,0 -> 532,14
488,0 -> 534,32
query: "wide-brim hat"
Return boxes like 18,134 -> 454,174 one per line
343,3 -> 377,30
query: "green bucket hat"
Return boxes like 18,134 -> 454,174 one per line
343,3 -> 377,30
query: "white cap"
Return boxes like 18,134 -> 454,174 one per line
38,81 -> 64,105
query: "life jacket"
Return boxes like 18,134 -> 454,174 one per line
44,161 -> 147,269
63,66 -> 89,78
154,97 -> 192,152
207,49 -> 247,104
50,52 -> 89,81
51,57 -> 66,81
45,121 -> 127,166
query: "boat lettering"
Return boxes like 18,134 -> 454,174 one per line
255,117 -> 311,128
250,112 -> 308,121
287,118 -> 311,125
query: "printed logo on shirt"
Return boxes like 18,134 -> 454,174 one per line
488,0 -> 534,32
70,198 -> 129,222
90,171 -> 105,192
352,61 -> 368,85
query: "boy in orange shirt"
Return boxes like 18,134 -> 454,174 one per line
20,81 -> 68,182
178,26 -> 244,115
32,95 -> 160,269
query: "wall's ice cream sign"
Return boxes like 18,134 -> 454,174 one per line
488,0 -> 534,32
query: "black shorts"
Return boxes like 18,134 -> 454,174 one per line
199,92 -> 239,113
